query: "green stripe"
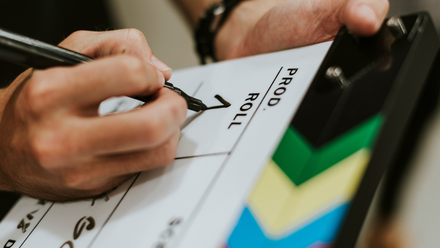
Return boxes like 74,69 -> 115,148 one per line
272,127 -> 312,184
273,115 -> 383,186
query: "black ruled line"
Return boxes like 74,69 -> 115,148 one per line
87,173 -> 140,248
175,152 -> 230,160
19,202 -> 54,248
171,67 -> 284,245
192,81 -> 204,97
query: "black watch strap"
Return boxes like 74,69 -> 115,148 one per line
195,0 -> 244,64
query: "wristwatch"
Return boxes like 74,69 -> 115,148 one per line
194,0 -> 244,64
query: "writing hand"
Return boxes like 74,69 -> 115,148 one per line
0,29 -> 187,201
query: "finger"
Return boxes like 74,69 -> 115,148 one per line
55,129 -> 180,191
59,29 -> 172,80
94,129 -> 180,182
151,56 -> 172,81
46,174 -> 135,201
342,0 -> 390,36
75,88 -> 186,156
31,55 -> 164,108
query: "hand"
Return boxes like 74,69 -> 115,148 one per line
0,29 -> 187,201
215,0 -> 389,60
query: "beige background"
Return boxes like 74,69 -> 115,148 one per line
107,1 -> 440,247
108,0 -> 199,70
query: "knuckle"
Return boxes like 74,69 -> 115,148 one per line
23,73 -> 56,114
139,97 -> 186,145
168,95 -> 187,123
59,171 -> 87,189
68,30 -> 91,41
29,130 -> 74,169
156,137 -> 179,166
29,134 -> 58,168
159,149 -> 176,166
125,28 -> 147,43
118,56 -> 147,91
142,118 -> 167,145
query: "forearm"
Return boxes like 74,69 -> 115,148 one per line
0,86 -> 9,192
174,0 -> 285,60
175,0 -> 388,62
0,70 -> 32,193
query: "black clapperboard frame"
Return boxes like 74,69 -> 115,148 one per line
311,12 -> 439,247
0,11 -> 439,248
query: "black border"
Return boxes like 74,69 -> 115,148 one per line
332,12 -> 439,248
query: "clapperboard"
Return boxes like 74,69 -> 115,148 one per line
0,12 -> 438,248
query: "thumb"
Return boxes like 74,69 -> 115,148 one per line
342,0 -> 389,36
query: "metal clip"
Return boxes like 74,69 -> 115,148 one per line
387,17 -> 407,38
326,66 -> 350,89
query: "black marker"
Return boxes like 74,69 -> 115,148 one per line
0,28 -> 208,112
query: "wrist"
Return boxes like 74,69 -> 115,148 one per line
0,70 -> 32,193
0,70 -> 31,113
214,0 -> 285,60
195,0 -> 248,63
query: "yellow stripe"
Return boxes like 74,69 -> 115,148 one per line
247,159 -> 292,228
248,149 -> 370,234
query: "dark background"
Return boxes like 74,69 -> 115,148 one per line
1,1 -> 440,246
0,0 -> 114,221
0,0 -> 114,88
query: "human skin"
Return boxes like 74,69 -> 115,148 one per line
175,0 -> 389,60
0,29 -> 187,201
0,0 -> 390,201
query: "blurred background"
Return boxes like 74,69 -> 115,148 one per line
0,0 -> 439,247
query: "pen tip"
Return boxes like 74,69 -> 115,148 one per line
201,103 -> 208,111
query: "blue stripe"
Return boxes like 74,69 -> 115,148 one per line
227,204 -> 349,248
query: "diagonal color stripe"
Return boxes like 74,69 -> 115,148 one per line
228,204 -> 349,248
273,115 -> 382,185
271,149 -> 369,233
272,127 -> 312,184
248,159 -> 292,228
248,149 -> 370,234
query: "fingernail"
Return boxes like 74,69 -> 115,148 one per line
355,5 -> 377,28
151,56 -> 172,72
